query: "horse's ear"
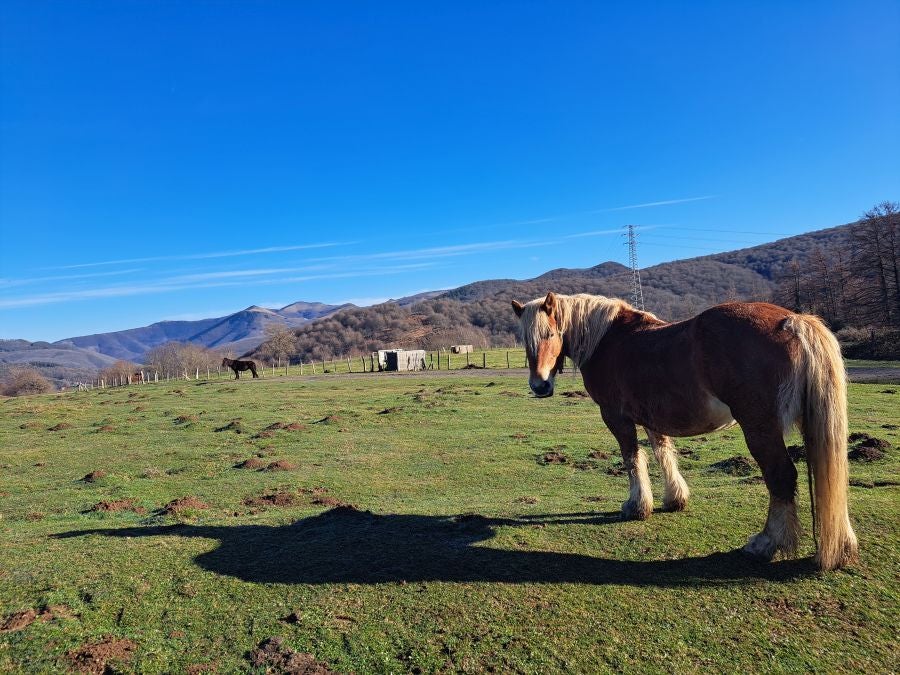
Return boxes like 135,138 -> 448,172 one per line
542,292 -> 556,315
511,300 -> 525,317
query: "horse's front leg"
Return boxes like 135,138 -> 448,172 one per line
602,410 -> 653,520
645,429 -> 690,511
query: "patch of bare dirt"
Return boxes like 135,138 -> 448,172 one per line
538,447 -> 569,465
510,432 -> 528,440
161,496 -> 209,515
254,430 -> 275,439
710,456 -> 757,476
47,423 -> 72,431
19,422 -> 41,429
242,492 -> 299,508
848,432 -> 890,461
849,478 -> 900,488
96,425 -> 115,433
1,605 -> 75,632
882,423 -> 898,430
606,464 -> 625,476
81,470 -> 107,483
186,662 -> 218,675
377,407 -> 402,415
880,389 -> 897,394
26,512 -> 45,521
89,498 -> 146,514
248,637 -> 335,674
515,496 -> 539,504
174,415 -> 198,424
561,390 -> 590,398
284,422 -> 306,431
264,422 -> 287,431
264,460 -> 299,472
587,450 -> 609,460
235,458 -> 267,470
67,636 -> 137,674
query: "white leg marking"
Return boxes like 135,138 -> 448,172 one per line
621,448 -> 653,520
646,430 -> 690,511
743,497 -> 801,560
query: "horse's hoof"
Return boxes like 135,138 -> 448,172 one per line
742,533 -> 776,561
663,497 -> 687,512
621,500 -> 652,521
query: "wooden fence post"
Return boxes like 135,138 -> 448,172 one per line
483,353 -> 486,368
466,352 -> 470,367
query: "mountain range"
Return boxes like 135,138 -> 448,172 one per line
1,220 -> 857,386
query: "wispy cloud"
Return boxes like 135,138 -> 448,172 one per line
0,268 -> 144,289
562,225 -> 664,239
0,263 -> 437,310
48,241 -> 348,270
597,195 -> 715,212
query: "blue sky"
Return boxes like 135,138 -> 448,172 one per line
1,1 -> 898,341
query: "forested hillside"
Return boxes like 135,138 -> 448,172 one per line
250,214 -> 894,364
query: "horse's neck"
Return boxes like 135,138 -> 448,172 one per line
562,303 -> 655,365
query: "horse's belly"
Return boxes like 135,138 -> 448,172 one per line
641,394 -> 737,437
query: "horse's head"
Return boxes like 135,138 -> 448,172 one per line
512,291 -> 566,398
221,357 -> 229,367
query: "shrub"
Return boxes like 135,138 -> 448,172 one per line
1,368 -> 54,396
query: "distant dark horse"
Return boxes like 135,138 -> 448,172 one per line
222,357 -> 259,379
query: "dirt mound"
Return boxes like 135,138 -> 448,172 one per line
377,407 -> 402,415
515,496 -> 538,504
254,430 -> 275,439
848,433 -> 891,461
248,637 -> 335,674
880,389 -> 896,394
242,492 -> 299,508
587,450 -> 609,460
313,415 -> 341,425
174,415 -> 198,424
299,486 -> 329,495
538,447 -> 569,465
1,605 -> 75,632
81,470 -> 107,483
849,478 -> 900,488
710,456 -> 756,476
882,423 -> 898,430
48,423 -> 72,431
67,637 -> 137,674
848,446 -> 886,461
89,499 -> 146,514
215,420 -> 244,433
265,460 -> 299,472
284,422 -> 306,431
19,422 -> 41,430
264,422 -> 287,431
161,496 -> 209,515
561,390 -> 590,398
95,425 -> 115,432
235,458 -> 267,470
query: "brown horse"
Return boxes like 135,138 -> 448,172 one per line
512,292 -> 857,571
222,357 -> 259,379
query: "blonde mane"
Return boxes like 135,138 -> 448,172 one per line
521,293 -> 630,367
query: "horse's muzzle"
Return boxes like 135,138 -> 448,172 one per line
529,378 -> 554,398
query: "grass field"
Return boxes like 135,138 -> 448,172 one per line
1,372 -> 898,672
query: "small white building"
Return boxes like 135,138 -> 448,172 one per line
373,349 -> 427,372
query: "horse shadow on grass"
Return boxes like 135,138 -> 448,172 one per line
53,507 -> 814,586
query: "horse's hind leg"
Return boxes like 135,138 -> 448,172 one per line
645,430 -> 690,511
251,367 -> 259,379
602,410 -> 653,520
740,427 -> 801,560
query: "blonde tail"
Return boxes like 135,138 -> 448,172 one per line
780,314 -> 858,570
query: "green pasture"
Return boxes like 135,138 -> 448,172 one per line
1,372 -> 897,672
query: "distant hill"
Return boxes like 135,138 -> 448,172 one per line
53,302 -> 349,364
4,219 -> 865,381
0,339 -> 119,389
249,221 -> 858,363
